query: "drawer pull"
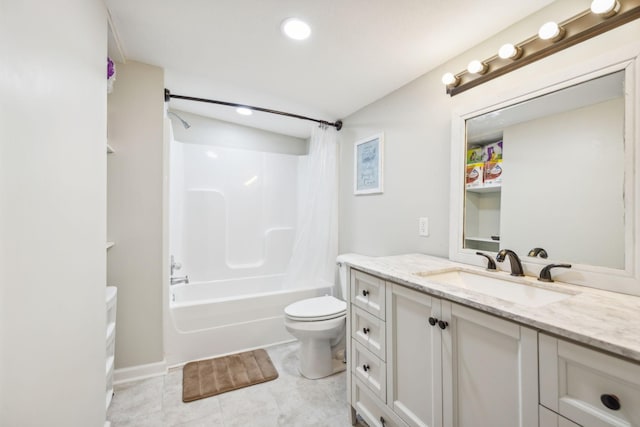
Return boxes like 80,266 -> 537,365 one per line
438,320 -> 449,330
362,289 -> 370,297
380,416 -> 386,426
600,394 -> 621,411
362,327 -> 370,334
428,317 -> 438,326
363,364 -> 370,372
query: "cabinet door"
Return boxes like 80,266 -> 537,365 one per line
386,283 -> 442,427
441,302 -> 538,427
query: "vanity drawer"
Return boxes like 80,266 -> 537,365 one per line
351,270 -> 386,320
352,378 -> 409,427
352,340 -> 386,402
352,305 -> 386,360
539,334 -> 640,426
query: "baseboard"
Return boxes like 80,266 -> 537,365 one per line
113,359 -> 167,385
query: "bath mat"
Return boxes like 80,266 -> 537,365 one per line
182,349 -> 278,402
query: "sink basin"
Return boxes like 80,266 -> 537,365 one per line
416,270 -> 573,307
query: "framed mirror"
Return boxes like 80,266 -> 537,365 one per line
449,47 -> 640,295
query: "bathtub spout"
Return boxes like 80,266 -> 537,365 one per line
171,275 -> 189,286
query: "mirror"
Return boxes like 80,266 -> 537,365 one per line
462,70 -> 627,270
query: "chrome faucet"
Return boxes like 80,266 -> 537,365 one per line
496,249 -> 524,277
171,275 -> 189,286
170,255 -> 182,276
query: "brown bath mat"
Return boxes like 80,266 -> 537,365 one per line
182,349 -> 279,402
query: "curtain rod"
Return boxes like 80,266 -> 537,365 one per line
164,89 -> 343,131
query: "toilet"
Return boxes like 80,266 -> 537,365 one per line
284,258 -> 348,379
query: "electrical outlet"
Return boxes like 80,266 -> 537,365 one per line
419,217 -> 429,237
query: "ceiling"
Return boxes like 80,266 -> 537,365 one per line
106,0 -> 557,138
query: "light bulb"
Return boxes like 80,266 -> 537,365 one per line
236,107 -> 253,116
498,43 -> 522,60
467,60 -> 487,74
538,22 -> 564,41
591,0 -> 620,17
442,72 -> 459,86
281,18 -> 311,40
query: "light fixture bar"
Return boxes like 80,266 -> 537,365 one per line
446,0 -> 640,96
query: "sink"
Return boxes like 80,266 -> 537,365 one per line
415,270 -> 573,307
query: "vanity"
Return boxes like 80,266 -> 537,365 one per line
345,27 -> 640,427
343,254 -> 640,427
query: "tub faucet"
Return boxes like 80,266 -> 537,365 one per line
171,275 -> 189,286
496,249 -> 524,277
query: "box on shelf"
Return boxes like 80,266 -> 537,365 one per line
486,140 -> 503,161
466,163 -> 484,188
484,160 -> 503,187
467,147 -> 486,164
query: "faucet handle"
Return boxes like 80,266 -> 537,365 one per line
476,252 -> 497,271
538,264 -> 571,282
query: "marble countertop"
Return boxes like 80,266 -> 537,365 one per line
340,253 -> 640,363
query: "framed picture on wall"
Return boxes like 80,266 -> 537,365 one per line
354,133 -> 384,195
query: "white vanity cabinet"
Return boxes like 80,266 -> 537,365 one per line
349,269 -> 539,427
539,334 -> 640,427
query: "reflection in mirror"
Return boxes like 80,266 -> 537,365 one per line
463,71 -> 625,269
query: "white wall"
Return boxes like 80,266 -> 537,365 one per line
107,61 -> 165,370
338,0 -> 639,260
0,0 -> 107,425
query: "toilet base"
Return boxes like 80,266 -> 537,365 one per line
298,338 -> 346,379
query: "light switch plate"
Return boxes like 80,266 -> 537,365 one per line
419,217 -> 429,237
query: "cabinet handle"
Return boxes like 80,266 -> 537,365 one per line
600,394 -> 621,410
428,317 -> 438,326
380,416 -> 386,426
438,320 -> 449,330
362,289 -> 370,296
363,327 -> 370,334
363,364 -> 370,372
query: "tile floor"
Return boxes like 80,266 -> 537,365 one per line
107,341 -> 365,427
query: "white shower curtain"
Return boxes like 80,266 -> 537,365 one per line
283,124 -> 338,290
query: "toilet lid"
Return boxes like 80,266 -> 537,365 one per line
285,295 -> 346,321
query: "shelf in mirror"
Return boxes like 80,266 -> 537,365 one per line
466,185 -> 501,193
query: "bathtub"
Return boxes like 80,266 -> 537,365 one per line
165,274 -> 332,366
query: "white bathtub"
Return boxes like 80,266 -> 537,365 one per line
165,274 -> 333,366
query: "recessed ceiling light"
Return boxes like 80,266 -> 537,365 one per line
281,18 -> 311,40
236,107 -> 253,116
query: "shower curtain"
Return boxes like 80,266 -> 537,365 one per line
283,124 -> 338,290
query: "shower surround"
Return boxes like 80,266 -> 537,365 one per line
166,139 -> 330,365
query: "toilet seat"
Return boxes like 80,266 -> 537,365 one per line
284,295 -> 346,322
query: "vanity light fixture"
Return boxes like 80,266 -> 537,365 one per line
591,0 -> 621,17
236,107 -> 253,116
538,21 -> 565,41
467,60 -> 488,74
443,0 -> 640,96
281,18 -> 311,40
498,43 -> 522,60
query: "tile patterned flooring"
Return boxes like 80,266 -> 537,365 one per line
107,342 -> 362,427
